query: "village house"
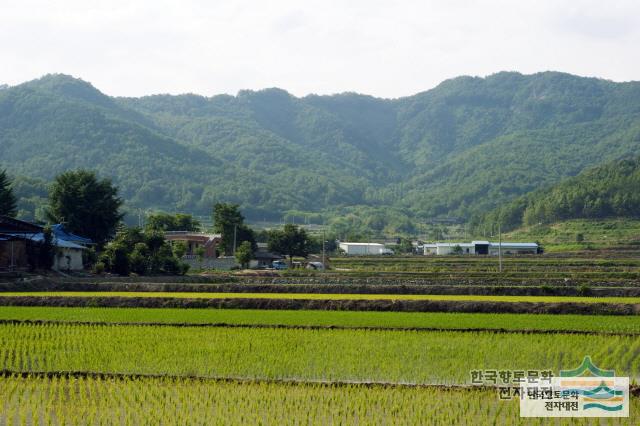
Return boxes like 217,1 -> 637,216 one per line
0,216 -> 91,271
164,231 -> 221,259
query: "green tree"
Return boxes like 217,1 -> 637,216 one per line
397,238 -> 414,254
235,241 -> 253,269
268,224 -> 311,265
451,244 -> 463,255
0,169 -> 17,217
46,170 -> 123,246
100,226 -> 188,276
129,243 -> 149,275
212,203 -> 256,255
25,226 -> 55,271
172,241 -> 187,258
39,226 -> 55,270
146,212 -> 200,232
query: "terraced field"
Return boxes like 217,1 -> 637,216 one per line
8,374 -> 637,425
1,307 -> 640,334
330,253 -> 640,282
1,322 -> 639,384
1,262 -> 638,423
3,291 -> 640,303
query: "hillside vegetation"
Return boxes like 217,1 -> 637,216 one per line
476,157 -> 640,233
2,72 -> 640,227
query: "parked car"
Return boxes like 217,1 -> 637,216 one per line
306,261 -> 325,271
272,260 -> 288,270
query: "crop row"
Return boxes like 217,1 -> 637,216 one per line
5,374 -> 636,425
0,323 -> 637,384
1,307 -> 640,334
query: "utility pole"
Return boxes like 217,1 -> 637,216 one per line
322,228 -> 326,270
233,224 -> 237,255
498,223 -> 503,273
366,231 -> 370,255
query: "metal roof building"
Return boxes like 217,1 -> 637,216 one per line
424,241 -> 539,256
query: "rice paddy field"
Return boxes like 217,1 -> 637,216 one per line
6,374 -> 638,426
0,306 -> 639,334
1,322 -> 640,384
2,291 -> 640,303
1,254 -> 639,424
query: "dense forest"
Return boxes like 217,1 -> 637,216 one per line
1,72 -> 640,230
473,157 -> 640,232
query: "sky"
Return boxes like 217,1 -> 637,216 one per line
1,0 -> 639,98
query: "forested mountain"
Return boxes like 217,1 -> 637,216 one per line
2,72 -> 640,227
473,156 -> 640,232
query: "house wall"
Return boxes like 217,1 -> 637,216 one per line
182,256 -> 237,270
435,245 -> 475,255
0,240 -> 28,268
53,248 -> 84,271
340,244 -> 386,255
425,243 -> 537,256
167,236 -> 218,258
488,246 -> 537,256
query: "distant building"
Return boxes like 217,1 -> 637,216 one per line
164,231 -> 221,259
339,242 -> 393,255
423,240 -> 539,256
250,249 -> 283,269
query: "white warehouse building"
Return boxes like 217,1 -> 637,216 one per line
423,241 -> 539,256
339,242 -> 393,255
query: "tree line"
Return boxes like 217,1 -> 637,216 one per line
1,168 -> 318,274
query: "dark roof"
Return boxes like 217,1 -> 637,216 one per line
0,216 -> 43,234
254,250 -> 283,260
0,231 -> 87,249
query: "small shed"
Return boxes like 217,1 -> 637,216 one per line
250,250 -> 283,269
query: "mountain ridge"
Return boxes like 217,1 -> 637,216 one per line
2,71 -> 640,229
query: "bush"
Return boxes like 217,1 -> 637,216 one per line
93,262 -> 105,275
162,257 -> 181,275
129,251 -> 148,275
179,262 -> 190,275
83,247 -> 97,268
111,244 -> 130,276
577,284 -> 592,296
540,285 -> 555,294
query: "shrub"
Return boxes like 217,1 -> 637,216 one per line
540,285 -> 555,295
93,262 -> 105,275
111,244 -> 130,276
577,284 -> 592,296
129,252 -> 148,275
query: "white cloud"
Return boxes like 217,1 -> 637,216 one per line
0,0 -> 638,98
